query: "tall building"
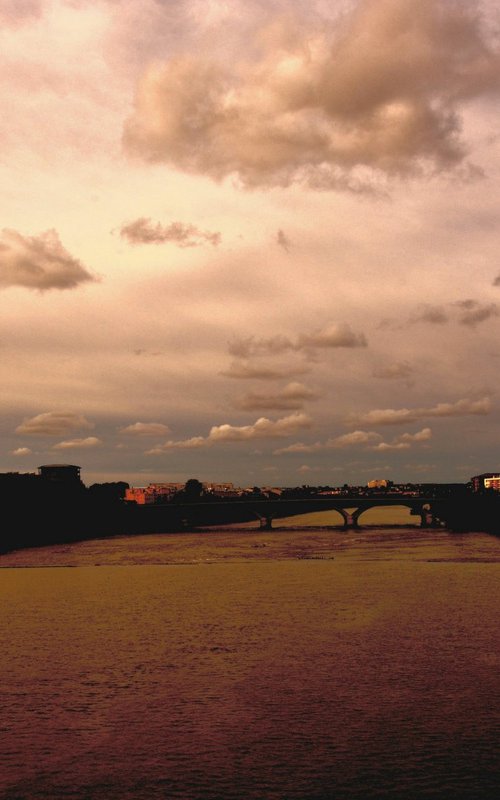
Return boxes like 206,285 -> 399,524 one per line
470,473 -> 500,492
38,464 -> 82,484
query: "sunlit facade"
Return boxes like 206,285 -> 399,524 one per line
470,473 -> 500,492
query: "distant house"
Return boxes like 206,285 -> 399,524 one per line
125,483 -> 185,504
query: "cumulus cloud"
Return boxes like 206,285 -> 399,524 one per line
119,218 -> 221,247
15,412 -> 95,436
299,323 -> 367,349
274,426 -> 432,454
298,464 -> 318,474
371,441 -> 410,451
369,427 -> 432,451
118,421 -> 171,436
209,413 -> 312,441
338,431 -> 385,448
146,412 -> 312,453
0,229 -> 95,291
348,396 -> 491,426
411,305 -> 449,325
455,299 -> 498,327
228,335 -> 294,358
11,447 -> 32,456
276,229 -> 291,252
123,0 -> 500,188
410,300 -> 498,328
146,436 -> 206,453
228,322 -> 367,358
398,427 -> 432,443
234,382 -> 319,411
372,361 -> 414,380
221,360 -> 309,380
274,441 -> 323,455
53,436 -> 102,450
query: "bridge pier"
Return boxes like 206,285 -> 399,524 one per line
420,512 -> 441,528
339,509 -> 360,529
256,514 -> 273,530
417,503 -> 440,528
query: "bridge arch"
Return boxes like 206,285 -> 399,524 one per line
270,508 -> 347,528
355,503 -> 421,527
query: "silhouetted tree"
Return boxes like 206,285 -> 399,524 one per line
171,478 -> 206,503
87,482 -> 129,501
184,478 -> 204,498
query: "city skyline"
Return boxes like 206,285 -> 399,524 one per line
2,0 -> 500,487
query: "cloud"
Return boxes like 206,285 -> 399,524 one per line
274,427 -> 432,454
146,412 -> 312,453
410,300 -> 499,328
234,382 -> 319,411
297,464 -> 316,474
372,361 -> 414,380
123,0 -> 500,188
228,335 -> 294,358
371,441 -> 410,451
330,430 -> 383,449
15,412 -> 95,436
118,421 -> 172,436
11,447 -> 32,456
221,360 -> 309,380
52,436 -> 102,450
118,218 -> 221,247
398,427 -> 432,443
348,396 -> 492,426
0,229 -> 95,291
208,413 -> 312,442
146,437 -> 206,454
455,299 -> 498,327
366,427 -> 430,450
276,229 -> 291,252
273,441 -> 323,455
228,322 -> 367,358
411,305 -> 449,324
0,0 -> 42,27
298,323 -> 367,349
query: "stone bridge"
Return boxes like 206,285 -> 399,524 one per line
126,493 -> 500,534
228,496 -> 437,530
127,495 -> 483,533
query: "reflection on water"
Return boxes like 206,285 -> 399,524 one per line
1,528 -> 500,799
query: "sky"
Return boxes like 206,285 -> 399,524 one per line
1,0 -> 500,488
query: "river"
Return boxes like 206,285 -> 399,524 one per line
1,520 -> 500,799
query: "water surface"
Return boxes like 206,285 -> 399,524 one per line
1,527 -> 500,799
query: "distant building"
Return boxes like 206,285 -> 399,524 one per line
125,483 -> 185,504
204,482 -> 235,494
125,487 -> 152,504
471,473 -> 500,492
367,479 -> 391,489
38,464 -> 82,484
125,481 -> 252,503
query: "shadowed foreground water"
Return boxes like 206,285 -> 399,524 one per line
1,525 -> 500,799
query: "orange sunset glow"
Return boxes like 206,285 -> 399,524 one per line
1,3 -> 500,800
